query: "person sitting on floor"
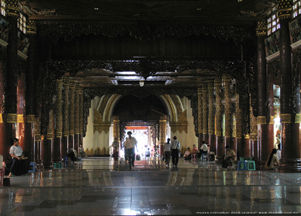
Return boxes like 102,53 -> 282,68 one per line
184,147 -> 192,161
222,146 -> 236,168
8,138 -> 24,177
191,144 -> 198,160
265,148 -> 280,169
67,148 -> 77,165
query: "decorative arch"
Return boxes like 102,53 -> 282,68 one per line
95,94 -> 181,124
103,94 -> 122,122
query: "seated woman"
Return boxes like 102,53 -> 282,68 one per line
222,146 -> 236,168
265,148 -> 280,169
184,147 -> 192,161
8,138 -> 29,177
67,148 -> 77,165
191,144 -> 198,160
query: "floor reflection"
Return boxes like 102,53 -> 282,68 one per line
0,158 -> 301,215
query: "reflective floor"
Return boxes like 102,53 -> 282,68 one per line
1,158 -> 301,215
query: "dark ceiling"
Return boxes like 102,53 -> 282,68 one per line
28,0 -> 275,23
27,0 -> 275,88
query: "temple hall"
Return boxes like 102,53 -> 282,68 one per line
0,0 -> 301,215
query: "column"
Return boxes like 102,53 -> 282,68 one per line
202,84 -> 208,143
215,78 -> 224,160
63,79 -> 70,157
249,103 -> 257,159
79,88 -> 84,147
197,88 -> 203,148
256,20 -> 270,163
113,116 -> 120,144
235,94 -> 243,159
24,19 -> 37,161
0,45 -> 5,157
74,85 -> 81,155
278,0 -> 301,171
3,0 -> 19,161
267,64 -> 275,163
208,82 -> 216,153
55,79 -> 63,161
46,110 -> 54,164
223,75 -> 233,150
69,83 -> 75,150
160,116 -> 167,156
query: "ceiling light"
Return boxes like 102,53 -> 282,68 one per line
139,77 -> 145,87
111,80 -> 118,85
139,80 -> 144,87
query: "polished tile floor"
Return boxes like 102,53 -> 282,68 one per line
1,158 -> 301,215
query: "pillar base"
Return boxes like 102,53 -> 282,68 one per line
279,159 -> 301,172
216,135 -> 224,162
208,134 -> 216,154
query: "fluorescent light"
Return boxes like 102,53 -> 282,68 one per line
115,71 -> 137,75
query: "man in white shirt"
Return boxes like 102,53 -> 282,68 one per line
171,136 -> 180,168
8,138 -> 23,177
124,131 -> 137,167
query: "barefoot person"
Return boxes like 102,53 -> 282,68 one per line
8,138 -> 23,177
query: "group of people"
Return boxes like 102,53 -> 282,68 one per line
163,136 -> 181,169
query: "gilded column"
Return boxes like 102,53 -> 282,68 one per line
2,0 -> 19,161
160,116 -> 167,156
197,87 -> 203,148
24,19 -> 37,161
223,75 -> 233,150
63,79 -> 70,156
34,117 -> 41,162
54,79 -> 63,161
215,78 -> 224,160
113,116 -> 120,141
256,20 -> 270,163
278,0 -> 301,171
79,88 -> 84,147
74,84 -> 81,154
69,82 -> 75,150
47,110 -> 54,163
249,103 -> 257,159
208,82 -> 215,153
235,94 -> 243,158
202,84 -> 208,143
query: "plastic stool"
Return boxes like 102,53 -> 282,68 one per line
247,160 -> 256,171
237,161 -> 248,170
53,162 -> 62,169
28,162 -> 36,173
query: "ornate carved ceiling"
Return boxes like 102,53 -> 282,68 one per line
28,0 -> 271,90
28,0 -> 272,23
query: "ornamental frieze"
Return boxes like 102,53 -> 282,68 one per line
39,22 -> 253,42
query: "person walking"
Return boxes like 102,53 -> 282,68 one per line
124,131 -> 137,168
164,138 -> 171,168
171,136 -> 180,169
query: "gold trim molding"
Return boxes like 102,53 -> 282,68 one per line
295,113 -> 301,123
17,114 -> 24,123
280,113 -> 292,123
6,113 -> 17,123
257,116 -> 266,124
26,115 -> 35,123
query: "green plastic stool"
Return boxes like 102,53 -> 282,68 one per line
246,160 -> 256,171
